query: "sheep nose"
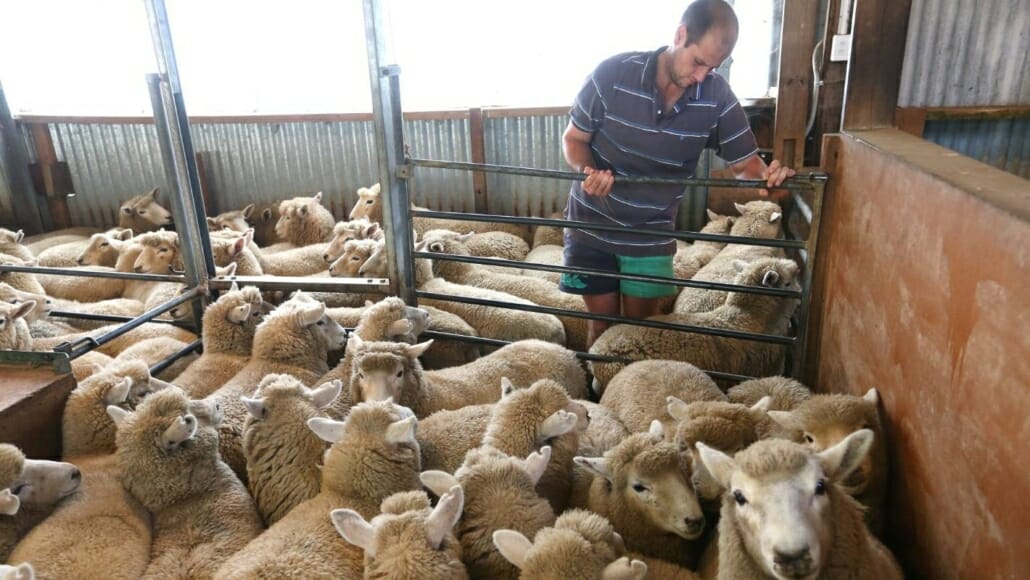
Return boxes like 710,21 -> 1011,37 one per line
684,517 -> 705,534
773,547 -> 811,566
70,468 -> 82,481
134,266 -> 144,273
323,253 -> 330,262
76,257 -> 84,265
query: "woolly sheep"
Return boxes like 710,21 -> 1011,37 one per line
246,202 -> 280,246
118,187 -> 173,233
520,243 -> 563,284
418,305 -> 481,369
112,335 -> 197,381
253,241 -> 331,277
207,204 -> 254,233
210,229 -> 264,276
766,389 -> 888,536
329,238 -> 382,278
324,218 -> 383,264
577,400 -> 630,458
276,191 -> 335,246
590,257 -> 802,389
0,301 -> 35,351
108,387 -> 263,578
421,446 -> 554,579
674,201 -> 785,314
599,360 -> 726,431
0,229 -> 33,261
131,229 -> 183,274
23,230 -> 97,255
35,243 -> 136,301
428,229 -> 530,264
242,374 -> 343,526
31,321 -> 198,358
215,400 -> 422,579
697,432 -> 902,579
0,445 -> 25,511
570,422 -> 706,568
727,376 -> 812,411
0,449 -> 82,561
349,183 -> 384,222
530,212 -> 565,248
74,229 -> 134,267
333,487 -> 467,579
0,254 -> 45,295
50,296 -> 146,332
673,210 -> 735,281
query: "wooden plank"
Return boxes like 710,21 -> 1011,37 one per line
773,0 -> 820,167
841,0 -> 913,129
0,365 -> 76,459
894,107 -> 927,137
468,108 -> 488,213
923,105 -> 1030,121
27,123 -> 72,229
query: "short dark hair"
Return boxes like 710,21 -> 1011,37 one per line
681,0 -> 739,47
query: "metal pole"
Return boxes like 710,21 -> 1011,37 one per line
0,82 -> 47,234
0,263 -> 185,283
790,182 -> 825,380
363,0 -> 416,305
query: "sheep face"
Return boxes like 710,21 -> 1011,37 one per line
210,229 -> 254,267
8,459 -> 81,508
132,232 -> 181,274
0,301 -> 35,348
325,219 -> 380,264
329,239 -> 378,278
731,201 -> 783,238
77,231 -> 128,266
275,193 -> 326,240
208,205 -> 253,233
303,303 -> 347,352
119,188 -> 173,230
351,350 -> 408,403
0,283 -> 50,323
358,239 -> 389,278
349,183 -> 381,221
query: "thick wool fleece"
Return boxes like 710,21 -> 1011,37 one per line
505,509 -> 627,580
727,376 -> 812,411
174,286 -> 265,398
62,360 -> 156,457
463,231 -> 530,261
590,258 -> 800,389
215,400 -> 422,579
419,305 -> 481,369
254,242 -> 329,276
276,194 -> 335,246
673,211 -> 735,281
411,205 -> 532,243
531,212 -> 565,248
0,253 -> 45,294
115,336 -> 198,382
520,243 -> 563,284
0,445 -> 25,491
600,360 -> 726,431
712,440 -> 902,580
577,401 -> 630,457
417,404 -> 495,473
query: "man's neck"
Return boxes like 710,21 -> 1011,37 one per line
655,49 -> 687,110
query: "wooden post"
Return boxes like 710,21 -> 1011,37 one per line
28,123 -> 73,230
894,107 -> 927,137
469,107 -> 488,213
841,0 -> 913,129
773,0 -> 819,168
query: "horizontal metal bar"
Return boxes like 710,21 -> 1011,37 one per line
412,210 -> 806,249
208,275 -> 390,293
416,290 -> 796,346
54,286 -> 203,360
408,158 -> 828,191
49,310 -> 195,329
149,339 -> 202,376
418,251 -> 803,299
0,350 -> 72,374
0,264 -> 186,283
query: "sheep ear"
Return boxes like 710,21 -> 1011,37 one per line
229,280 -> 241,293
310,380 -> 343,409
818,428 -> 874,483
144,187 -> 158,201
223,263 -> 238,278
364,299 -> 375,307
456,232 -> 475,242
330,509 -> 375,555
863,388 -> 879,405
104,377 -> 132,405
228,303 -> 252,324
766,410 -> 795,429
206,217 -> 219,228
419,470 -> 459,497
492,530 -> 532,570
426,485 -> 464,549
524,445 -> 551,485
565,400 -> 590,431
574,456 -> 612,481
106,405 -> 130,426
308,417 -> 347,443
14,229 -> 25,243
762,269 -> 780,287
117,228 -> 134,241
428,241 -> 444,253
364,223 -> 380,238
11,301 -> 35,321
770,212 -> 782,223
732,259 -> 748,273
696,442 -> 737,490
540,409 -> 578,439
405,339 -> 433,358
602,557 -> 648,580
371,183 -> 381,194
232,235 -> 248,256
733,202 -> 748,215
4,562 -> 33,580
666,396 -> 691,421
161,415 -> 198,451
648,419 -> 665,440
500,377 -> 516,399
751,396 -> 773,413
385,416 -> 417,445
189,399 -> 223,428
296,303 -> 326,327
0,489 -> 21,516
242,397 -> 266,420
706,209 -> 718,221
347,334 -> 365,352
386,318 -> 414,339
413,239 -> 428,252
242,203 -> 255,219
611,531 -> 627,556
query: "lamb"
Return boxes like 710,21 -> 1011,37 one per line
531,212 -> 565,248
349,183 -> 384,222
329,238 -> 382,278
420,447 -> 554,579
209,229 -> 265,276
766,389 -> 888,536
0,254 -> 45,295
253,242 -> 331,277
36,228 -> 130,268
0,284 -> 49,324
459,230 -> 530,262
75,229 -> 134,267
241,375 -> 343,526
214,400 -> 422,579
492,509 -> 650,580
576,400 -> 630,458
207,204 -> 254,233
0,446 -> 82,561
570,422 -> 706,568
0,229 -> 33,261
246,202 -> 280,246
589,257 -> 802,389
0,445 -> 25,510
173,283 -> 266,398
332,487 -> 467,579
132,229 -> 184,274
520,244 -> 563,284
599,360 -> 727,430
276,192 -> 336,247
36,252 -> 130,302
674,201 -> 785,314
0,301 -> 35,351
114,335 -> 199,381
23,228 -> 99,256
696,431 -> 902,579
324,218 -> 383,264
118,187 -> 173,233
727,376 -> 812,411
673,210 -> 735,281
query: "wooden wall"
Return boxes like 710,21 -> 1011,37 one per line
807,129 -> 1029,578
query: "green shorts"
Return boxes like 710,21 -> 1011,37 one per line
559,241 -> 677,299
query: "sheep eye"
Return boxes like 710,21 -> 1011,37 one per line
316,320 -> 325,326
366,200 -> 373,204
10,483 -> 26,496
358,372 -> 365,379
395,370 -> 403,378
101,242 -> 109,247
351,256 -> 360,261
122,207 -> 131,214
804,433 -> 815,444
815,479 -> 827,496
159,248 -> 169,253
631,483 -> 648,493
733,490 -> 748,505
138,210 -> 146,215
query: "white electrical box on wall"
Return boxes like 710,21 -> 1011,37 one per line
830,34 -> 852,62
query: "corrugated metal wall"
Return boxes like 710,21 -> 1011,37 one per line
924,118 -> 1030,179
484,113 -> 569,217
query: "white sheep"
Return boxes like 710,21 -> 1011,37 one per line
599,360 -> 727,431
696,431 -> 902,579
348,183 -> 384,222
252,241 -> 331,277
576,400 -> 630,458
520,243 -> 563,284
0,229 -> 33,261
0,301 -> 36,351
276,191 -> 336,246
118,188 -> 173,233
332,487 -> 467,579
727,375 -> 812,411
530,211 -> 565,248
210,228 -> 265,276
0,445 -> 82,561
207,204 -> 255,233
0,253 -> 45,295
324,218 -> 383,264
673,210 -> 735,281
36,227 -> 129,268
329,238 -> 382,278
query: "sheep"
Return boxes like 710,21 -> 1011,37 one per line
332,487 -> 467,579
420,447 -> 554,579
36,254 -> 129,302
0,301 -> 35,351
214,399 -> 422,579
461,230 -> 531,262
0,284 -> 50,324
0,254 -> 45,295
418,305 -> 481,369
422,231 -> 588,350
246,202 -> 280,247
0,563 -> 33,580
0,448 -> 82,561
324,218 -> 383,264
577,400 -> 630,458
118,187 -> 173,233
75,229 -> 134,267
108,387 -> 263,578
531,212 -> 565,248
599,360 -> 727,431
570,422 -> 706,569
329,238 -> 382,278
252,241 -> 331,277
727,376 -> 812,411
696,431 -> 902,580
673,210 -> 735,281
0,445 -> 25,507
114,336 -> 199,381
766,389 -> 888,536
131,229 -> 183,274
23,230 -> 98,256
520,243 -> 563,284
0,229 -> 34,261
173,284 -> 266,398
30,320 -> 198,358
492,509 -> 655,580
349,183 -> 384,222
342,336 -> 588,417
276,191 -> 335,247
589,257 -> 802,389
674,201 -> 785,314
207,204 -> 254,233
241,374 -> 343,526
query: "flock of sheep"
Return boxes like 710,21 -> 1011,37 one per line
0,185 -> 904,579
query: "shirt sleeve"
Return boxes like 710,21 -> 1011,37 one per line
569,63 -> 611,134
707,87 -> 759,166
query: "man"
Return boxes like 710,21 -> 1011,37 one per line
559,0 -> 794,347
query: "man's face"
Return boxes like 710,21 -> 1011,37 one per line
666,25 -> 734,89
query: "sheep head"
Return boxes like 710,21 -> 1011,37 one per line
349,183 -> 382,221
0,283 -> 50,323
6,458 -> 81,509
119,188 -> 173,231
77,230 -> 130,266
132,230 -> 182,274
347,335 -> 432,404
329,239 -> 380,278
731,200 -> 783,238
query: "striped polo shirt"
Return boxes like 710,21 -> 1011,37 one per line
564,46 -> 758,257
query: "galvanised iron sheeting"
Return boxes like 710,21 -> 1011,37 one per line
898,0 -> 1030,107
404,118 -> 474,213
484,113 -> 570,217
924,118 -> 1030,179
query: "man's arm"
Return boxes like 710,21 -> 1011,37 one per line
563,121 -> 613,197
729,154 -> 795,198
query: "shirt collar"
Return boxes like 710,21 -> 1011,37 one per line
645,45 -> 706,110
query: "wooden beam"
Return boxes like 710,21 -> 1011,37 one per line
894,107 -> 927,137
468,108 -> 488,213
773,0 -> 820,168
923,105 -> 1030,121
28,123 -> 72,229
841,0 -> 913,129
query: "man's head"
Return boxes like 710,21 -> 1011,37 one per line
665,0 -> 739,89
